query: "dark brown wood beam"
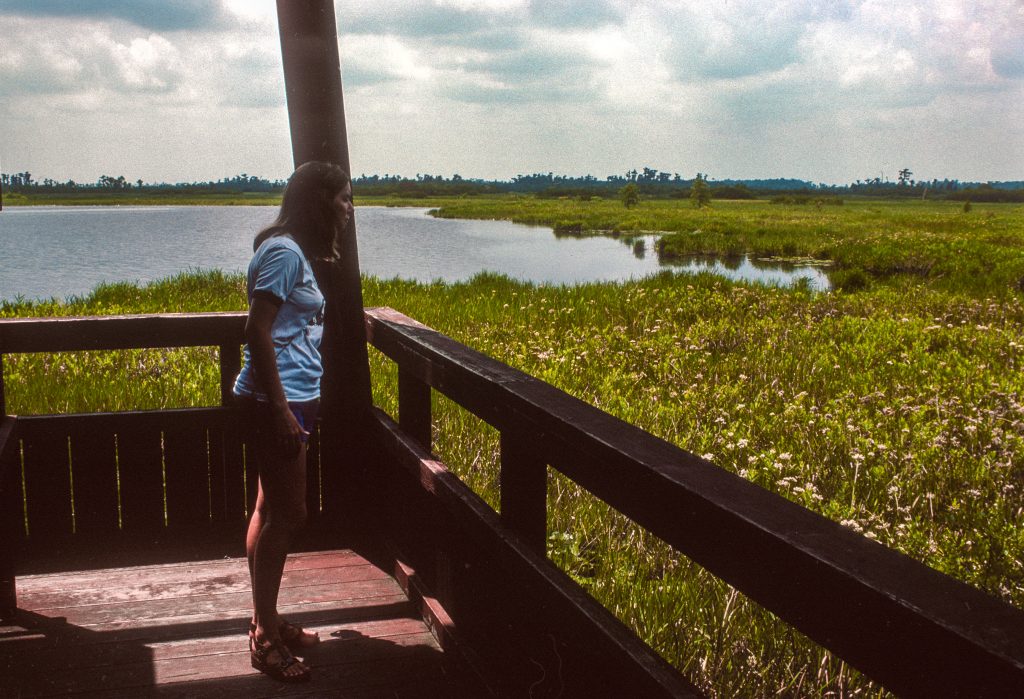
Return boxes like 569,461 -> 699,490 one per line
0,313 -> 246,353
374,408 -> 703,698
0,415 -> 21,618
276,1 -> 374,533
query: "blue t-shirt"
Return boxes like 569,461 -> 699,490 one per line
233,235 -> 325,402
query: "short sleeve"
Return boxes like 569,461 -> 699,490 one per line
252,242 -> 303,303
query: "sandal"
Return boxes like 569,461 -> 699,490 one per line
250,634 -> 311,683
249,620 -> 319,651
280,618 -> 320,650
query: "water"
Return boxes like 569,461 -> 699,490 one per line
0,206 -> 830,301
662,253 -> 832,291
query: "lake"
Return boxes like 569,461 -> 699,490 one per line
0,206 -> 830,301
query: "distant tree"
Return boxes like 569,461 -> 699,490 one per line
6,171 -> 33,188
711,183 -> 754,200
620,182 -> 639,208
690,173 -> 711,208
898,168 -> 913,186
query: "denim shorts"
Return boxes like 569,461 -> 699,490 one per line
236,396 -> 320,444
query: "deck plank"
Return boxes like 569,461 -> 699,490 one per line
1,549 -> 477,697
18,561 -> 386,609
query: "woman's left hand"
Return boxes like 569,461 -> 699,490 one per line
271,402 -> 309,455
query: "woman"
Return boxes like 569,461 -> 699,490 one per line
233,161 -> 353,682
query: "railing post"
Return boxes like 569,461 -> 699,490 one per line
500,431 -> 547,554
0,357 -> 12,618
219,344 -> 240,406
0,417 -> 20,619
398,367 -> 431,451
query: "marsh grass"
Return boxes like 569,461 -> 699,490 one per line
430,197 -> 1024,297
360,272 -> 1024,697
4,267 -> 1022,697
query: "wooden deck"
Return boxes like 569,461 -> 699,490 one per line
0,550 -> 476,697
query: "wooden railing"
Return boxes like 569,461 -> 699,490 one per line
0,313 -> 331,613
364,306 -> 1024,698
0,313 -> 247,410
4,310 -> 1024,696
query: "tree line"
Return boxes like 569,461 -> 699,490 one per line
3,168 -> 1022,202
0,172 -> 286,194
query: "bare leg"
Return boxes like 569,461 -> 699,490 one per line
248,442 -> 309,678
246,481 -> 265,640
246,481 -> 265,591
247,483 -> 317,648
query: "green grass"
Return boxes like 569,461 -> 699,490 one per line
4,265 -> 1021,697
429,196 -> 1024,297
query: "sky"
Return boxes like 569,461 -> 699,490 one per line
0,0 -> 1021,185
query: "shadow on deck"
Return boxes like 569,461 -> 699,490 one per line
1,549 -> 473,697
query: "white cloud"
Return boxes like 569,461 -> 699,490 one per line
342,34 -> 435,87
0,0 -> 1020,183
0,0 -> 230,31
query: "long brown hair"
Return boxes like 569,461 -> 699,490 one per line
254,161 -> 350,260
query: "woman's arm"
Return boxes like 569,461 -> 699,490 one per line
244,295 -> 309,453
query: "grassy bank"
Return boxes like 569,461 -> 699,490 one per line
3,268 -> 1022,697
430,196 -> 1024,297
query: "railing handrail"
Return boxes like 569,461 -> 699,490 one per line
0,312 -> 247,410
0,312 -> 247,353
364,306 -> 1024,698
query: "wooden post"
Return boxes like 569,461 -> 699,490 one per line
218,344 -> 240,407
0,417 -> 20,618
500,431 -> 547,554
0,357 -> 10,614
276,1 -> 374,536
